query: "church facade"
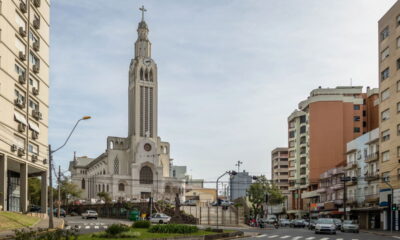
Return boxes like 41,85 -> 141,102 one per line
69,10 -> 184,202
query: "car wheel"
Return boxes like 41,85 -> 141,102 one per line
315,231 -> 318,234
333,232 -> 336,235
356,230 -> 359,233
159,220 -> 163,224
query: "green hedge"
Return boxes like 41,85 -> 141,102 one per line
105,224 -> 130,236
132,220 -> 151,228
148,224 -> 198,234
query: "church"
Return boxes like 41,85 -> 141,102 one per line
69,7 -> 185,202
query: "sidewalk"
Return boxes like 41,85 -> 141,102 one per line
0,217 -> 64,240
361,229 -> 400,237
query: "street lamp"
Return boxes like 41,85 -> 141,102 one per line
216,170 -> 237,229
48,116 -> 91,228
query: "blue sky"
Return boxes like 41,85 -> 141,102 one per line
50,0 -> 396,183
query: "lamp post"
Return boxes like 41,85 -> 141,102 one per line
48,116 -> 91,228
216,170 -> 237,229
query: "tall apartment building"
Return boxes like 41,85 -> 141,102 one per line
378,0 -> 400,210
0,0 -> 49,212
287,86 -> 379,218
271,147 -> 289,194
229,171 -> 253,201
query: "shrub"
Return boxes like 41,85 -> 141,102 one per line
105,224 -> 130,236
148,224 -> 198,234
132,220 -> 151,228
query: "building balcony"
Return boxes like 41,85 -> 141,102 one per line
316,187 -> 326,193
334,199 -> 343,205
365,173 -> 380,182
330,183 -> 343,190
365,151 -> 379,163
365,194 -> 379,203
331,167 -> 344,175
301,190 -> 320,199
346,181 -> 357,186
345,162 -> 357,170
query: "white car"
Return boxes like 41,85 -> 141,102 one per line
315,218 -> 336,234
149,213 -> 171,224
81,210 -> 98,219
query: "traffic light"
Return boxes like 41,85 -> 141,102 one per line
392,204 -> 398,211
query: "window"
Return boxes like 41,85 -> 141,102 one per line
289,140 -> 295,148
15,64 -> 25,77
354,127 -> 360,133
15,38 -> 25,54
381,68 -> 390,81
398,124 -> 400,136
381,47 -> 389,61
381,109 -> 390,121
289,121 -> 295,129
398,147 -> 400,158
381,26 -> 389,41
140,68 -> 143,80
397,15 -> 400,26
289,130 -> 295,138
28,99 -> 38,111
382,151 -> 390,162
363,121 -> 367,127
354,116 -> 360,121
382,129 -> 390,142
29,78 -> 38,90
397,102 -> 400,113
113,158 -> 119,174
354,105 -> 360,110
300,136 -> 306,144
15,13 -> 26,30
29,52 -> 39,66
81,178 -> 85,189
289,171 -> 295,177
300,147 -> 306,154
383,171 -> 390,181
397,58 -> 400,70
139,166 -> 153,184
300,126 -> 306,134
300,115 -> 306,124
28,31 -> 38,45
28,143 -> 38,154
15,89 -> 25,102
398,37 -> 400,48
289,151 -> 295,158
15,135 -> 25,149
397,80 -> 400,92
381,88 -> 390,101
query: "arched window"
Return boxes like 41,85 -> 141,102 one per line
149,70 -> 153,82
114,158 -> 119,174
165,185 -> 171,194
81,178 -> 85,189
107,184 -> 109,192
118,183 -> 125,191
140,68 -> 144,80
140,166 -> 153,184
109,141 -> 114,149
145,69 -> 149,81
103,169 -> 106,175
102,184 -> 105,192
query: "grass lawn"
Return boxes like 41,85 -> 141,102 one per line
0,212 -> 40,231
77,228 -> 228,240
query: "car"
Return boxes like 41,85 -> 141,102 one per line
308,219 -> 317,230
333,219 -> 342,230
29,205 -> 41,212
315,218 -> 336,234
53,208 -> 66,217
81,210 -> 98,219
290,219 -> 306,228
279,219 -> 291,227
220,200 -> 233,206
149,213 -> 171,224
183,200 -> 197,206
262,215 -> 278,224
341,220 -> 359,233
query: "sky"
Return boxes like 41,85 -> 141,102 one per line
50,0 -> 396,184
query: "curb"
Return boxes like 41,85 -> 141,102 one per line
360,230 -> 399,237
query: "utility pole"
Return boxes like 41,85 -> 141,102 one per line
48,145 -> 54,228
57,166 -> 61,218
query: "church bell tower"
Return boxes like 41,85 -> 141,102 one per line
128,6 -> 158,140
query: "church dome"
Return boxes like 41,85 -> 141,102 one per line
138,21 -> 148,30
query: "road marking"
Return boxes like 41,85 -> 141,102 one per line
336,238 -> 343,240
280,236 -> 290,239
292,237 -> 302,240
305,238 -> 314,240
351,239 -> 359,240
256,235 -> 267,238
268,235 -> 279,238
319,238 -> 329,240
84,223 -> 88,226
393,237 -> 400,239
85,226 -> 90,229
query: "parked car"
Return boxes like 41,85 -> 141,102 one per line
220,200 -> 234,206
29,205 -> 41,212
290,219 -> 306,228
333,219 -> 342,230
81,210 -> 98,219
279,219 -> 291,227
341,220 -> 359,233
308,219 -> 317,230
183,200 -> 197,206
315,218 -> 336,234
53,208 -> 66,217
261,215 -> 277,224
149,213 -> 171,224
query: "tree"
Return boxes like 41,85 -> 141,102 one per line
28,177 -> 41,206
97,192 -> 111,204
58,176 -> 82,205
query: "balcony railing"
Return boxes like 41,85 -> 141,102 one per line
316,188 -> 326,193
365,173 -> 380,181
365,151 -> 379,163
365,194 -> 379,203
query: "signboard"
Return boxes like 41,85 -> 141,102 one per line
338,207 -> 351,212
380,189 -> 391,206
393,189 -> 400,204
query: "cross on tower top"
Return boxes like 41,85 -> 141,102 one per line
139,5 -> 147,21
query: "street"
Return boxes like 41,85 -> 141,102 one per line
64,216 -> 132,234
240,227 -> 397,240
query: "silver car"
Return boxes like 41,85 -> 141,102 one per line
341,220 -> 359,233
149,213 -> 171,224
81,210 -> 98,219
315,218 -> 336,234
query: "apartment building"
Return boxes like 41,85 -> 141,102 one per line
317,167 -> 344,218
0,0 -> 49,212
288,86 -> 379,218
271,147 -> 289,194
378,1 -> 400,231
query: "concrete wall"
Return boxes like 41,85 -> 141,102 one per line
181,206 -> 244,226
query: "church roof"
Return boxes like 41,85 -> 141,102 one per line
74,156 -> 95,167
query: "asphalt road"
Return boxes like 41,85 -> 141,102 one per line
240,226 -> 397,240
64,216 -> 132,235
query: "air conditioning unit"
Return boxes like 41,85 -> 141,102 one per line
32,155 -> 38,162
18,74 -> 26,84
19,2 -> 27,13
33,41 -> 40,52
18,122 -> 26,133
33,64 -> 40,74
19,27 -> 26,37
11,144 -> 18,152
17,148 -> 25,157
14,98 -> 25,108
33,19 -> 40,30
33,0 -> 41,8
32,110 -> 42,120
32,131 -> 39,140
32,87 -> 39,96
19,51 -> 26,61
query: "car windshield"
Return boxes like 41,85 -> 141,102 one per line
333,219 -> 341,223
343,220 -> 354,224
317,219 -> 334,224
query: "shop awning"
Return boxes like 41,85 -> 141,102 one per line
14,112 -> 27,125
28,121 -> 40,133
